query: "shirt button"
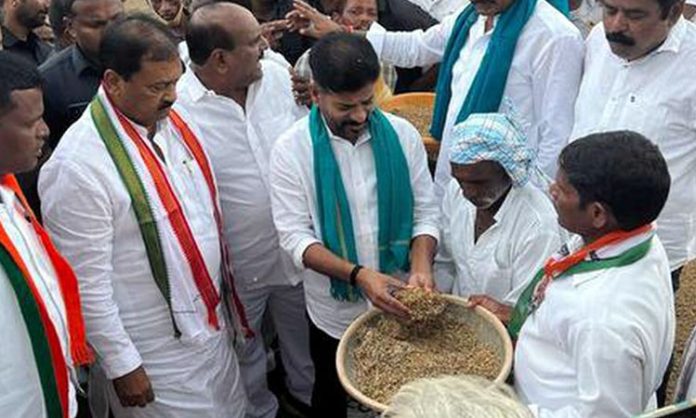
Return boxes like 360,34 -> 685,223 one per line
252,277 -> 258,283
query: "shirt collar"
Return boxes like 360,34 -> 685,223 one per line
2,25 -> 27,48
181,67 -> 210,103
567,227 -> 656,287
71,45 -> 101,76
492,185 -> 518,223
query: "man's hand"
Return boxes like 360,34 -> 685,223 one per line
290,69 -> 313,106
356,268 -> 411,318
286,0 -> 342,39
261,19 -> 289,50
467,295 -> 513,324
113,366 -> 155,408
407,271 -> 435,292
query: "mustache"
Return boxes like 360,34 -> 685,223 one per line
606,32 -> 635,46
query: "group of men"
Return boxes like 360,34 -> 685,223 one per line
1,0 -> 696,417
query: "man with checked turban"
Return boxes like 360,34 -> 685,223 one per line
434,112 -> 560,324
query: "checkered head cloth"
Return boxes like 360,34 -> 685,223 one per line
449,113 -> 537,187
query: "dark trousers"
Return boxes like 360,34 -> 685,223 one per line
308,318 -> 347,418
656,267 -> 684,407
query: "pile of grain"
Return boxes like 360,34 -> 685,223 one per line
351,289 -> 501,404
391,107 -> 433,139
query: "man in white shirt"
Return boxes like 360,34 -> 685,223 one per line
269,33 -> 439,418
571,0 -> 695,289
288,0 -> 583,198
0,51 -> 92,418
510,131 -> 675,417
176,4 -> 314,418
436,113 -> 560,323
39,15 -> 249,418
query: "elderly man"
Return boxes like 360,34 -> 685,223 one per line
270,33 -> 439,418
571,0 -> 696,292
176,4 -> 314,418
0,51 -> 93,418
39,15 -> 250,418
435,113 -> 560,322
290,0 -> 583,198
510,131 -> 675,417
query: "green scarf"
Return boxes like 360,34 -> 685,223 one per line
430,0 -> 536,141
309,106 -> 414,302
507,237 -> 653,339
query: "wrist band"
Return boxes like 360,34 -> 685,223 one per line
349,264 -> 363,287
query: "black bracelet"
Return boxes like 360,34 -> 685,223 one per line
349,264 -> 363,287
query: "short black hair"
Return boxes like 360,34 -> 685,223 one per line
99,14 -> 179,80
309,32 -> 380,93
658,0 -> 682,19
559,131 -> 671,230
0,52 -> 42,117
186,3 -> 237,65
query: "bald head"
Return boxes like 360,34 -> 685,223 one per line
186,2 -> 257,66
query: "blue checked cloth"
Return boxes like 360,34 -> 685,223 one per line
449,113 -> 542,188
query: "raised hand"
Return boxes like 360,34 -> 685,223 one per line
285,0 -> 343,39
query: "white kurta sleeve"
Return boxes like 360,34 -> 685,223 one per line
530,32 -> 584,177
433,180 -> 457,293
39,161 -> 143,380
533,321 -> 647,418
365,15 -> 458,69
399,119 -> 440,242
269,135 -> 321,270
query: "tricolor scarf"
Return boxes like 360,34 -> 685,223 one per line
309,106 -> 414,302
429,0 -> 536,141
90,92 -> 252,340
0,175 -> 93,418
508,224 -> 654,339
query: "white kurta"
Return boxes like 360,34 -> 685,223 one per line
514,232 -> 675,418
38,102 -> 246,418
366,0 -> 584,198
175,62 -> 314,417
269,113 -> 440,339
571,19 -> 696,271
435,179 -> 560,305
0,185 -> 77,418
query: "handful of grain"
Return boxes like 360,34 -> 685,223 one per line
394,287 -> 447,323
351,291 -> 502,404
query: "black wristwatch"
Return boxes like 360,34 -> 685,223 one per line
349,264 -> 363,287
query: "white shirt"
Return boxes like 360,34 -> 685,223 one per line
366,1 -> 584,198
40,106 -> 228,379
269,113 -> 440,338
176,60 -> 307,291
571,19 -> 696,271
0,185 -> 77,418
515,232 -> 675,418
435,179 -> 560,305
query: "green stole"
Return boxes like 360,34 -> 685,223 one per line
429,0 -> 536,141
309,106 -> 414,302
508,237 -> 653,339
90,97 -> 179,336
